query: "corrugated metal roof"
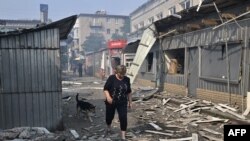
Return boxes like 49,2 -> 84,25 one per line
0,15 -> 77,40
123,40 -> 140,53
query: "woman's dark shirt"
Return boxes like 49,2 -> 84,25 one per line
104,75 -> 131,104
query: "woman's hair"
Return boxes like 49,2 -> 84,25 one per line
115,65 -> 127,75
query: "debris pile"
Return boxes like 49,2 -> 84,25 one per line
126,89 -> 250,141
0,127 -> 66,141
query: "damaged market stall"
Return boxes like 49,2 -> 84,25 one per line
154,0 -> 250,111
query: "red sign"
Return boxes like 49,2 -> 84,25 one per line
107,40 -> 127,49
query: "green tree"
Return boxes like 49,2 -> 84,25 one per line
82,33 -> 106,52
111,18 -> 130,40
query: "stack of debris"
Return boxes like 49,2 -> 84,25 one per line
127,89 -> 250,141
0,127 -> 65,141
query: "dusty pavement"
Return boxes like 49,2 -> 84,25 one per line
1,72 -> 250,141
60,73 -> 141,141
60,72 -> 250,141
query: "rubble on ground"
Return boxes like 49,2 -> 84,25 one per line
2,80 -> 249,141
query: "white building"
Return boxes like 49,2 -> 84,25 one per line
72,11 -> 130,54
129,0 -> 200,41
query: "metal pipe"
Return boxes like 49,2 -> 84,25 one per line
213,2 -> 223,23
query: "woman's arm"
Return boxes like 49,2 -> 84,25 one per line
104,90 -> 113,104
128,92 -> 132,108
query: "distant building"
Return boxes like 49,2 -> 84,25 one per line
40,4 -> 49,23
72,11 -> 130,54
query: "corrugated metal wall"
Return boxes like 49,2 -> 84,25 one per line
165,75 -> 184,85
162,18 -> 250,95
0,29 -> 62,130
162,18 -> 248,50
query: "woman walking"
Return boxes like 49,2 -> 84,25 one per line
103,65 -> 132,140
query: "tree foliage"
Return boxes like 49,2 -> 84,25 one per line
82,33 -> 106,52
111,18 -> 130,40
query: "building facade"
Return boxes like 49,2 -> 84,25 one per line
129,0 -> 200,41
72,11 -> 130,54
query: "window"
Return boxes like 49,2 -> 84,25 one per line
107,28 -> 110,34
115,18 -> 119,24
169,6 -> 176,15
139,21 -> 144,28
148,17 -> 154,24
91,18 -> 102,26
180,0 -> 191,10
126,59 -> 134,68
106,18 -> 110,23
134,24 -> 138,30
165,48 -> 185,74
91,28 -> 101,33
156,12 -> 163,20
200,44 -> 242,82
115,29 -> 119,34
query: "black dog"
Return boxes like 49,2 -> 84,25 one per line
76,93 -> 95,122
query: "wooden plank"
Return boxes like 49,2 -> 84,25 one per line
243,108 -> 250,116
184,100 -> 199,105
165,106 -> 178,110
192,133 -> 198,141
70,129 -> 80,139
159,134 -> 197,141
163,98 -> 171,105
174,102 -> 197,112
202,100 -> 212,105
149,122 -> 163,130
187,24 -> 201,30
158,29 -> 177,38
218,104 -> 237,112
213,10 -> 250,30
221,13 -> 236,19
243,92 -> 250,116
202,19 -> 218,26
215,105 -> 228,112
199,131 -> 223,141
196,117 -> 228,123
145,130 -> 173,136
190,106 -> 211,112
226,110 -> 246,120
159,137 -> 192,141
202,128 -> 223,135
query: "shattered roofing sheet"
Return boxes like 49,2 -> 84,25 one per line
0,15 -> 77,40
154,0 -> 247,33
